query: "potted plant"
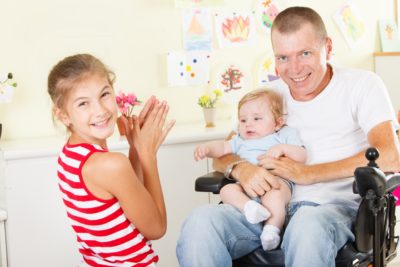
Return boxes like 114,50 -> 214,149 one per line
115,91 -> 141,136
0,72 -> 18,140
197,89 -> 222,127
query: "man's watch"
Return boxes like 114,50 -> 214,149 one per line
224,160 -> 247,180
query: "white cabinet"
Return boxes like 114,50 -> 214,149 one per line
374,52 -> 400,113
1,154 -> 80,267
0,122 -> 231,267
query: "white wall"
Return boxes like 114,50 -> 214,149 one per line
0,0 -> 394,140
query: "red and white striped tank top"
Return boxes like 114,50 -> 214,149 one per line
57,143 -> 158,267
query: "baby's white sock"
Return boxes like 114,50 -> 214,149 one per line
261,225 -> 281,251
243,200 -> 271,224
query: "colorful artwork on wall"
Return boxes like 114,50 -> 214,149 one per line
333,1 -> 366,49
215,62 -> 250,105
167,51 -> 210,86
214,12 -> 256,48
378,20 -> 400,52
175,0 -> 224,8
254,0 -> 282,33
182,8 -> 212,51
255,53 -> 279,87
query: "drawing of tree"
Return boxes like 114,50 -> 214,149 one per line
221,65 -> 243,92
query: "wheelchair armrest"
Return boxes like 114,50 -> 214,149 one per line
354,166 -> 400,197
385,173 -> 400,193
195,171 -> 236,194
354,166 -> 387,197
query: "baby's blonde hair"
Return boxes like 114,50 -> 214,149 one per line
238,89 -> 285,121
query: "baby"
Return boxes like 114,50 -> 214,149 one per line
194,89 -> 306,250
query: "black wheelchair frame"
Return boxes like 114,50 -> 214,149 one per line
195,148 -> 400,267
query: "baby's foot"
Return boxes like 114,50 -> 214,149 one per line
243,200 -> 271,224
261,225 -> 281,251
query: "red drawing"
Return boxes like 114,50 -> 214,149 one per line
220,65 -> 244,92
222,16 -> 250,43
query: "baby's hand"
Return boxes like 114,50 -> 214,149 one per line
194,145 -> 209,161
265,145 -> 285,159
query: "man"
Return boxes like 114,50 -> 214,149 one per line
177,6 -> 400,267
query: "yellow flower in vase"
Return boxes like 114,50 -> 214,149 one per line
197,89 -> 222,127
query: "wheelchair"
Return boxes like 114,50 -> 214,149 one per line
195,148 -> 400,267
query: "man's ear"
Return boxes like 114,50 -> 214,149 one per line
275,117 -> 285,130
326,37 -> 333,60
53,106 -> 71,127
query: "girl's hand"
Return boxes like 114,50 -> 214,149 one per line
122,96 -> 173,150
131,100 -> 175,156
137,95 -> 157,128
122,96 -> 156,148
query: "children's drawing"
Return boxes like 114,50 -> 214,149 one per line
167,51 -> 210,86
215,62 -> 250,105
215,12 -> 256,48
378,20 -> 400,52
182,8 -> 212,51
255,53 -> 279,87
175,0 -> 224,8
255,0 -> 282,33
333,1 -> 366,49
220,65 -> 243,92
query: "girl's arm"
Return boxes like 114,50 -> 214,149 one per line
85,153 -> 167,240
121,96 -> 158,183
128,146 -> 143,183
85,99 -> 174,240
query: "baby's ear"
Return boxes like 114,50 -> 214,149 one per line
275,117 -> 285,130
53,106 -> 71,127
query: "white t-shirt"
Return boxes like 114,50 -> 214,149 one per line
270,66 -> 397,208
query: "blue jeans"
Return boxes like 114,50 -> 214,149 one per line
176,201 -> 357,267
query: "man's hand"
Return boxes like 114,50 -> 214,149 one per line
233,161 -> 281,198
258,155 -> 310,184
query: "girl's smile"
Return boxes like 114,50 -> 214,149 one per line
59,74 -> 118,146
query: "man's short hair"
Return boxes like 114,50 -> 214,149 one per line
271,6 -> 327,41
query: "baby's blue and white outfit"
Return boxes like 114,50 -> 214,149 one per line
228,125 -> 304,192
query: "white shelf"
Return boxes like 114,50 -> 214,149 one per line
0,120 -> 232,161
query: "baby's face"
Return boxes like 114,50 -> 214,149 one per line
238,97 -> 278,140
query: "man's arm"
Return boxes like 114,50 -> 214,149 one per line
213,146 -> 281,198
259,121 -> 400,185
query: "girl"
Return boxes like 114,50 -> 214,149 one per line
48,54 -> 175,266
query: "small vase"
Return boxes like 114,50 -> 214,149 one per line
202,108 -> 216,128
116,116 -> 126,136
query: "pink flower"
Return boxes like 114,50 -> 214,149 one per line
116,91 -> 141,117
